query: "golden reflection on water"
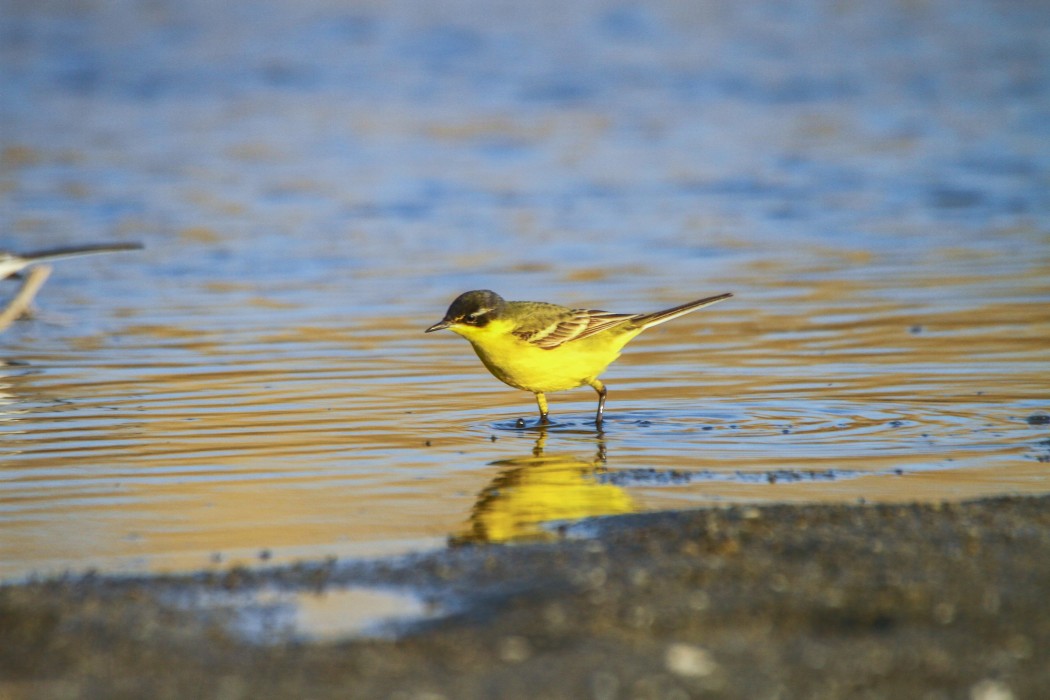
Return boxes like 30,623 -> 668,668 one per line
451,433 -> 635,545
3,0 -> 1049,587
1,251 -> 1049,582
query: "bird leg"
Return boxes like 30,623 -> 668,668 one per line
535,392 -> 550,424
0,265 -> 51,333
587,379 -> 607,429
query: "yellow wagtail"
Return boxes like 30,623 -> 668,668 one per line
425,289 -> 732,427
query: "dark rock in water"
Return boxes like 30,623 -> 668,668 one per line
1026,413 -> 1050,426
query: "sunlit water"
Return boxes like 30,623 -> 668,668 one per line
1,0 -> 1048,582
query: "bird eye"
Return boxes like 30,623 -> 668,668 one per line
467,312 -> 480,322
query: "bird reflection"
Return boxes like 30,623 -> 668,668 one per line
450,431 -> 636,546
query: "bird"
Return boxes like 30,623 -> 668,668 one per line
0,242 -> 143,280
425,289 -> 732,428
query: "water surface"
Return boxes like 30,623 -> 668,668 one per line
1,0 -> 1048,581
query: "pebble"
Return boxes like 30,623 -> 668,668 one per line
1025,412 -> 1049,426
497,636 -> 532,663
970,679 -> 1014,700
664,643 -> 718,678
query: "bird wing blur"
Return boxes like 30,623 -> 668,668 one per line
1,243 -> 143,280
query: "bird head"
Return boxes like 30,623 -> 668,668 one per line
425,290 -> 506,334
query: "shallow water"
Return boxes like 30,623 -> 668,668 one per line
1,0 -> 1048,582
170,585 -> 441,643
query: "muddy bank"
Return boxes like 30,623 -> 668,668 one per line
3,495 -> 1048,699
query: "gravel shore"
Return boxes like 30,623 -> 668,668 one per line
3,495 -> 1048,699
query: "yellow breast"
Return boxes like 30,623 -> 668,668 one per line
451,320 -> 638,393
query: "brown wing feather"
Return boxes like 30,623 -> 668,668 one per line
517,309 -> 639,350
509,293 -> 732,350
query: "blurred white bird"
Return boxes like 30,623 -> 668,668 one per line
0,243 -> 143,280
0,242 -> 144,331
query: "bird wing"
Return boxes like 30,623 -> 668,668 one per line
20,243 -> 144,263
512,306 -> 639,350
0,253 -> 31,280
506,293 -> 733,350
1,243 -> 144,280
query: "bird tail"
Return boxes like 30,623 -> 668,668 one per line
634,292 -> 733,330
20,242 -> 144,264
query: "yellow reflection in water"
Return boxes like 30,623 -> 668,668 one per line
2,235 -> 1048,581
451,433 -> 636,545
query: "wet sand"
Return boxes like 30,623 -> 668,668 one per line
3,494 -> 1048,699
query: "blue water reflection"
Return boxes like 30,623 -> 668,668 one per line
1,0 -> 1047,580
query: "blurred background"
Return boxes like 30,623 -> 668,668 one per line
1,0 -> 1048,581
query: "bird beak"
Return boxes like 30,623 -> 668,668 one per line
425,320 -> 451,333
